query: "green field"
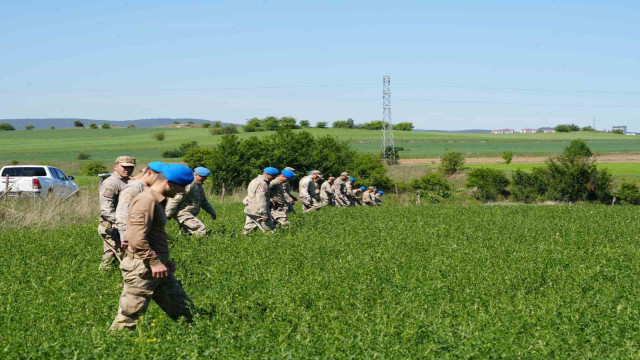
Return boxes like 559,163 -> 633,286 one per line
2,204 -> 640,358
1,128 -> 639,172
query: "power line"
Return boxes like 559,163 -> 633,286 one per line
397,83 -> 640,95
395,98 -> 640,108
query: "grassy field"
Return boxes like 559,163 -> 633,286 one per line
2,203 -> 640,358
1,127 -> 639,174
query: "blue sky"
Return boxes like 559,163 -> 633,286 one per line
1,0 -> 639,131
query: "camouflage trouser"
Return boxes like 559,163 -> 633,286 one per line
321,196 -> 333,207
110,253 -> 194,330
242,214 -> 275,234
300,197 -> 322,212
98,222 -> 123,269
176,213 -> 207,236
333,195 -> 349,207
271,208 -> 290,227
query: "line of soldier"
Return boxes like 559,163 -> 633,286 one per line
98,157 -> 384,330
242,167 -> 384,234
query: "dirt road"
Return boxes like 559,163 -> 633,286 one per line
399,154 -> 640,165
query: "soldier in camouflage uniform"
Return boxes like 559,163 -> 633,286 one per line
165,167 -> 216,236
243,167 -> 279,234
269,169 -> 295,227
98,156 -> 136,271
320,176 -> 335,206
110,164 -> 195,331
374,190 -> 384,206
115,162 -> 165,249
299,170 -> 323,212
363,186 -> 376,206
283,167 -> 297,213
345,177 -> 362,206
331,172 -> 350,207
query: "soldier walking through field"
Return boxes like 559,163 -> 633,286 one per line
98,156 -> 136,271
115,162 -> 165,250
242,167 -> 279,234
165,167 -> 217,236
269,169 -> 295,227
110,164 -> 196,331
331,172 -> 350,207
320,176 -> 335,206
299,170 -> 323,212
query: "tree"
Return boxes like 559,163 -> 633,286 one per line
394,122 -> 414,131
73,120 -> 84,128
201,122 -> 211,128
362,121 -> 384,130
611,129 -> 624,135
316,121 -> 328,129
127,124 -> 136,128
172,120 -> 181,125
89,123 -> 98,129
581,126 -> 595,131
25,125 -> 35,130
153,132 -> 165,141
466,168 -> 510,201
440,151 -> 465,175
555,124 -> 571,132
81,161 -> 108,176
616,182 -> 640,205
101,122 -> 111,129
410,172 -> 452,198
333,118 -> 355,129
502,150 -> 513,164
279,116 -> 298,129
0,123 -> 15,131
300,120 -> 311,128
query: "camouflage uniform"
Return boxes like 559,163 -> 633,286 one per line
165,181 -> 216,236
374,193 -> 383,206
243,175 -> 274,234
299,176 -> 322,212
363,190 -> 375,206
331,177 -> 349,207
345,181 -> 359,206
110,188 -> 194,330
98,171 -> 128,269
320,181 -> 334,206
269,178 -> 290,227
115,179 -> 145,244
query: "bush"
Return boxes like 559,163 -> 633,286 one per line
555,125 -> 571,132
510,169 -> 548,203
581,126 -> 595,131
50,126 -> 55,130
9,160 -> 19,165
73,120 -> 84,128
410,172 -> 452,198
153,132 -> 165,141
440,151 -> 465,175
611,129 -> 624,135
127,124 -> 136,128
333,118 -> 355,129
299,120 -> 311,128
361,121 -> 384,130
81,161 -> 109,176
316,122 -> 328,129
89,123 -> 97,129
101,123 -> 111,129
77,152 -> 91,160
350,153 -> 392,189
162,141 -> 198,158
617,182 -> 640,205
172,120 -> 181,125
466,168 -> 510,202
25,125 -> 35,130
210,125 -> 239,135
502,150 -> 513,164
0,123 -> 15,131
394,122 -> 414,131
201,122 -> 211,128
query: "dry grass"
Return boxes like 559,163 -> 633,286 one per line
0,191 -> 97,230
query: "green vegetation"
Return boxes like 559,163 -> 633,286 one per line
77,152 -> 91,160
161,141 -> 199,159
466,167 -> 510,201
101,122 -> 111,129
243,116 -> 299,132
616,182 -> 640,205
0,122 -> 15,131
316,121 -> 328,128
25,124 -> 35,130
73,120 -> 84,128
81,161 -> 108,176
2,204 -> 640,357
440,151 -> 465,175
152,131 -> 165,141
89,122 -> 98,129
502,149 -> 513,164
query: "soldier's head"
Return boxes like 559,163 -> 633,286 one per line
378,190 -> 384,197
340,172 -> 349,180
193,167 -> 211,184
369,186 -> 376,193
114,156 -> 136,179
311,170 -> 322,180
156,164 -> 194,197
348,177 -> 356,184
279,169 -> 295,183
139,162 -> 164,186
328,176 -> 336,184
263,167 -> 280,181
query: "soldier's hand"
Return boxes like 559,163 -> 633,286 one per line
211,213 -> 217,220
121,241 -> 128,249
167,260 -> 176,273
151,263 -> 169,279
262,216 -> 269,222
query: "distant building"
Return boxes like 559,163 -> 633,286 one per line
538,127 -> 555,133
520,128 -> 537,134
491,129 -> 514,134
613,125 -> 627,133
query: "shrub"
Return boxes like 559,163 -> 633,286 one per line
440,151 -> 465,175
211,125 -> 239,135
555,125 -> 571,132
172,120 -> 181,125
333,118 -> 355,129
466,168 -> 510,202
77,152 -> 91,160
187,121 -> 194,125
50,126 -> 55,130
510,168 -> 548,203
394,122 -> 414,131
25,125 -> 35,130
201,122 -> 211,128
361,121 -> 384,130
127,124 -> 136,128
611,129 -> 624,135
410,172 -> 452,198
617,182 -> 640,205
350,153 -> 392,189
101,123 -> 111,129
316,121 -> 328,129
9,160 -> 19,165
153,132 -> 165,141
162,141 -> 198,158
502,150 -> 513,164
73,120 -> 84,127
161,150 -> 182,158
81,161 -> 108,176
299,120 -> 311,128
0,123 -> 15,131
581,126 -> 595,131
89,123 -> 97,129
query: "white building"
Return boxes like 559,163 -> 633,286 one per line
491,129 -> 514,134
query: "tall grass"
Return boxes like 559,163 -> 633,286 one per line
0,192 -> 97,230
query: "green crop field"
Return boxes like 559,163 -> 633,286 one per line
2,204 -> 640,358
1,128 -> 639,172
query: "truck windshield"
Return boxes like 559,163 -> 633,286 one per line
1,167 -> 47,177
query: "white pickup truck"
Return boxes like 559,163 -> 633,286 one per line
0,165 -> 79,198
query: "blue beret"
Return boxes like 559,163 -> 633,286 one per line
194,167 -> 211,177
264,167 -> 279,176
349,177 -> 356,182
378,190 -> 384,195
308,170 -> 313,175
163,164 -> 194,186
360,186 -> 366,191
148,162 -> 165,173
282,169 -> 295,179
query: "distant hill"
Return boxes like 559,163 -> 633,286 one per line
0,118 -> 234,130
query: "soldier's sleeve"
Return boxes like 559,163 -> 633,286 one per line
115,189 -> 133,242
127,197 -> 161,266
200,189 -> 216,216
299,179 -> 311,199
164,193 -> 183,218
255,181 -> 269,216
99,182 -> 118,223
